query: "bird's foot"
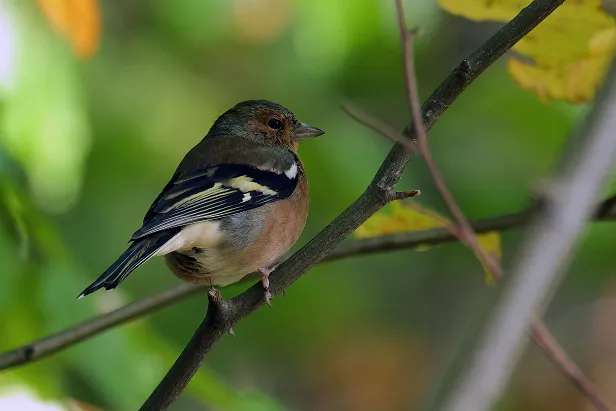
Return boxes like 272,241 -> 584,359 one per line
258,265 -> 277,308
207,286 -> 222,304
208,284 -> 220,296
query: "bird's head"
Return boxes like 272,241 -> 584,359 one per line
211,100 -> 324,151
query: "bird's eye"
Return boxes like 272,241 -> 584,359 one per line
267,119 -> 283,130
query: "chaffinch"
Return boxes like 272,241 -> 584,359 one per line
79,100 -> 323,304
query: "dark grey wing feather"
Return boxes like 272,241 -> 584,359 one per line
130,163 -> 298,240
78,228 -> 181,298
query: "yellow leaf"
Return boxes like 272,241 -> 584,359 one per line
476,232 -> 502,285
37,0 -> 101,59
355,202 -> 450,241
355,202 -> 502,282
438,0 -> 616,103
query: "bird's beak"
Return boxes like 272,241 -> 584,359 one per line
292,122 -> 325,141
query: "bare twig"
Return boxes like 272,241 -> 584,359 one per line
391,2 -> 614,410
530,323 -> 612,411
395,0 -> 500,275
438,47 -> 616,411
340,103 -> 420,155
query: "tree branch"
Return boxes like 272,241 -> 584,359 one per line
364,2 -> 614,410
0,197 -> 614,373
136,1 -> 566,409
437,47 -> 616,411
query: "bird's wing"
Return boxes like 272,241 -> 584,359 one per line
130,161 -> 299,240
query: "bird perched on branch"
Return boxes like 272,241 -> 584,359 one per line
79,100 -> 324,304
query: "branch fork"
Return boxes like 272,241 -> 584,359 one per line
205,289 -> 235,330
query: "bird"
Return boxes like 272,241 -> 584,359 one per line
78,100 -> 324,305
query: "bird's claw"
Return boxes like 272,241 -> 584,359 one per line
264,290 -> 273,308
259,266 -> 275,308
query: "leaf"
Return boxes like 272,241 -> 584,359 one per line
355,202 -> 502,281
476,231 -> 501,285
355,202 -> 450,240
36,0 -> 100,59
438,0 -> 616,103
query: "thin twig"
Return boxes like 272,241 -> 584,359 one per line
340,103 -> 420,155
351,89 -> 615,411
393,2 -> 614,410
395,0 -> 500,276
438,43 -> 616,411
530,323 -> 612,411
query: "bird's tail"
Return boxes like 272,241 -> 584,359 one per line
78,229 -> 180,299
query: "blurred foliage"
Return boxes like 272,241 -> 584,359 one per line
36,0 -> 101,58
439,0 -> 616,103
1,0 -> 616,410
0,0 -> 91,213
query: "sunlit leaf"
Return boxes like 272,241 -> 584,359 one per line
355,202 -> 502,281
355,202 -> 451,252
355,202 -> 449,238
476,231 -> 501,285
507,28 -> 616,103
438,0 -> 616,103
36,0 -> 100,59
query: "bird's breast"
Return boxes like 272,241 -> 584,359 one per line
236,175 -> 309,270
163,174 -> 309,286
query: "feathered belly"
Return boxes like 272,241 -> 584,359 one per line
164,248 -> 251,286
156,219 -> 250,285
164,226 -> 297,286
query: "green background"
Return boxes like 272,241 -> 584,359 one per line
1,1 -> 615,410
